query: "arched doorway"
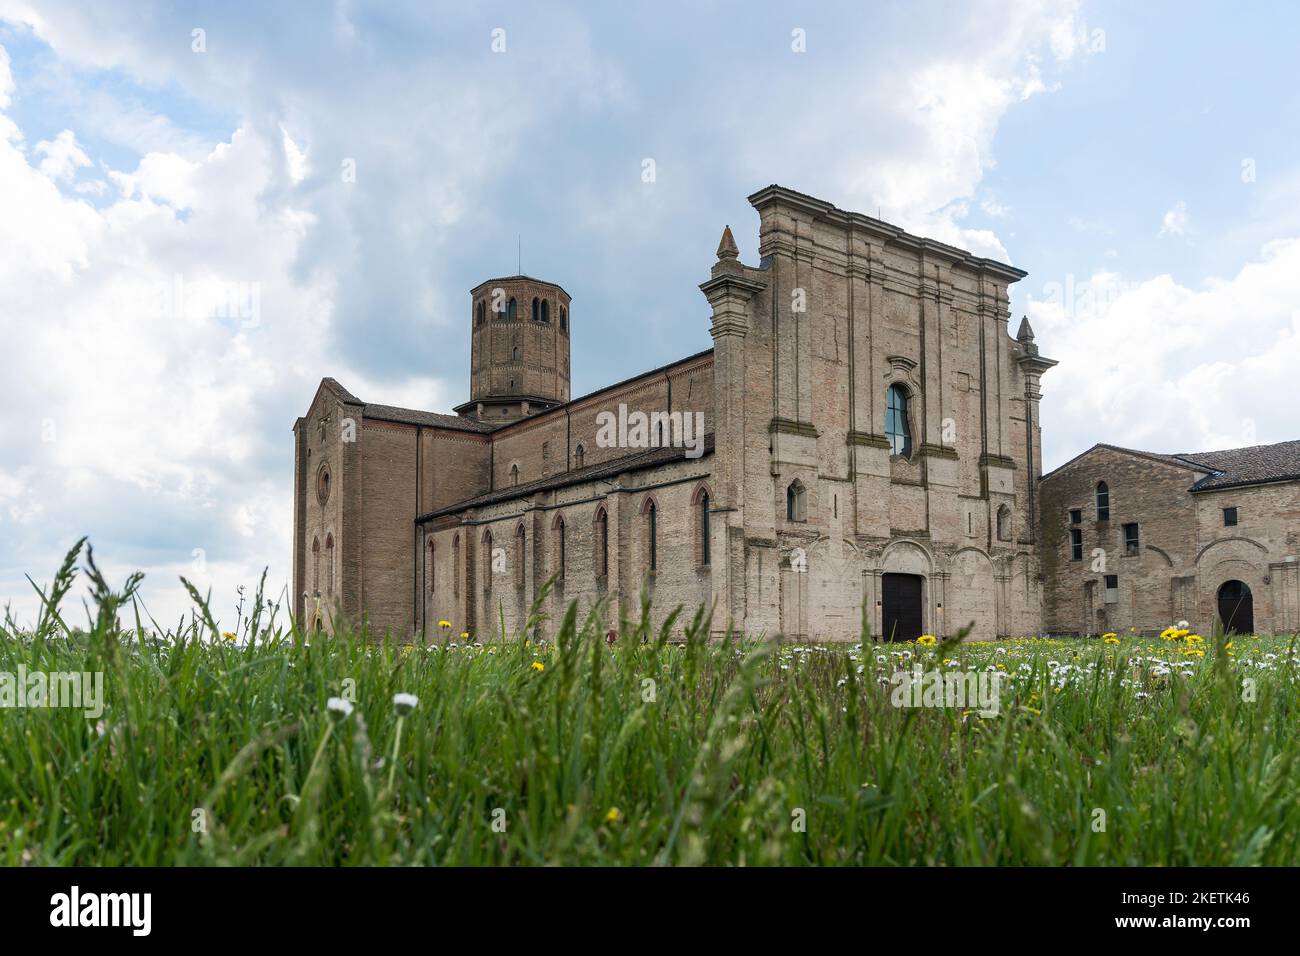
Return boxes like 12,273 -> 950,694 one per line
1217,580 -> 1254,635
881,573 -> 924,642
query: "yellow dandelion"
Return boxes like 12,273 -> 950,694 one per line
604,807 -> 622,824
438,620 -> 451,629
1103,635 -> 1120,644
1184,633 -> 1204,644
1102,632 -> 1118,640
460,631 -> 470,639
531,661 -> 545,672
1183,648 -> 1205,657
916,635 -> 938,646
221,631 -> 237,641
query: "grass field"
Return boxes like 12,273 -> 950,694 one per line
2,540 -> 1299,866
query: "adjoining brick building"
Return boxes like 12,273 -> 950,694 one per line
293,185 -> 1061,642
1039,441 -> 1300,636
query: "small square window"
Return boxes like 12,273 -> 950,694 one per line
1069,509 -> 1082,525
1103,574 -> 1119,604
1223,507 -> 1238,527
1122,522 -> 1139,556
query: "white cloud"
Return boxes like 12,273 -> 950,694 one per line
1032,237 -> 1300,464
35,129 -> 91,181
1160,200 -> 1190,237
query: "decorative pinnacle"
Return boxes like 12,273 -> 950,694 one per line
1016,316 -> 1035,343
716,225 -> 739,260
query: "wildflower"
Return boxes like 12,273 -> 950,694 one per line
1103,635 -> 1120,644
392,692 -> 419,716
604,807 -> 622,824
1160,627 -> 1178,641
1183,648 -> 1205,658
460,631 -> 470,640
1184,634 -> 1204,644
531,661 -> 545,672
438,620 -> 451,629
917,635 -> 938,646
326,697 -> 354,722
1102,632 -> 1118,640
221,631 -> 237,641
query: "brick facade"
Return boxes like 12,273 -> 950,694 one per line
292,184 -> 1074,642
1040,444 -> 1300,636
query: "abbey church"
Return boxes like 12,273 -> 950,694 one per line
293,185 -> 1300,642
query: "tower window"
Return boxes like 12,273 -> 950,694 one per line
531,297 -> 540,322
574,443 -> 585,469
1069,508 -> 1081,525
510,464 -> 519,486
885,384 -> 912,458
541,299 -> 549,323
1123,522 -> 1140,556
477,301 -> 485,326
1096,481 -> 1110,521
511,345 -> 519,362
506,298 -> 517,322
1223,507 -> 1238,527
560,307 -> 568,332
785,479 -> 807,522
1069,528 -> 1083,561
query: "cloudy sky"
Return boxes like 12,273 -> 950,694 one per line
1,0 -> 1297,627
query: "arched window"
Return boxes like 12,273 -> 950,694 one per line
510,463 -> 519,486
426,537 -> 435,594
476,301 -> 485,326
1096,481 -> 1110,521
325,533 -> 335,593
482,529 -> 493,593
506,298 -> 517,322
574,443 -> 585,469
786,479 -> 806,522
512,345 -> 519,362
311,536 -> 320,593
560,307 -> 568,332
532,297 -> 540,322
552,513 -> 566,582
886,384 -> 912,458
594,507 -> 609,578
514,523 -> 526,589
452,534 -> 461,598
541,299 -> 549,323
996,505 -> 1011,542
693,485 -> 711,567
642,497 -> 658,572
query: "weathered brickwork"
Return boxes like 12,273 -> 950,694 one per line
294,185 -> 1064,642
1040,444 -> 1300,636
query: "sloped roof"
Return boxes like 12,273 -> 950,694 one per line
1179,439 -> 1300,491
362,402 -> 496,433
418,434 -> 714,521
1042,439 -> 1300,492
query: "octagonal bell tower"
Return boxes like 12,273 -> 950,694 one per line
456,275 -> 571,422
